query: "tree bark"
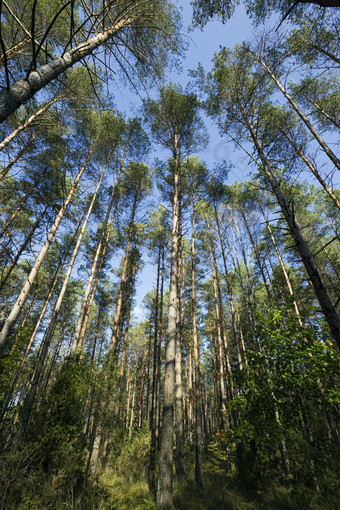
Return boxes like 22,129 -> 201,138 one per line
175,185 -> 185,481
156,144 -> 179,510
0,18 -> 137,123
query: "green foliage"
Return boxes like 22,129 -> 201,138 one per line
0,355 -> 103,509
191,0 -> 333,27
228,305 -> 340,505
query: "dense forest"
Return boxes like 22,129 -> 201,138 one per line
0,1 -> 339,509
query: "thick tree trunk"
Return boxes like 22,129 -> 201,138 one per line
0,18 -> 137,123
156,148 -> 179,510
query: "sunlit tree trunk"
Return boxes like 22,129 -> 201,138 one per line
157,143 -> 179,509
239,103 -> 340,348
0,134 -> 37,180
0,144 -> 95,349
191,192 -> 203,486
0,95 -> 62,152
175,186 -> 185,481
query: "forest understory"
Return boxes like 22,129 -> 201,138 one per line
0,0 -> 339,509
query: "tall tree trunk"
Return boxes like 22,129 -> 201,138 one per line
19,250 -> 71,433
71,155 -> 121,353
109,184 -> 140,353
259,203 -> 304,325
191,192 -> 203,487
213,205 -> 245,369
0,144 -> 95,349
175,186 -> 185,481
239,103 -> 340,348
156,142 -> 179,510
240,208 -> 271,298
206,221 -> 232,473
149,242 -> 162,493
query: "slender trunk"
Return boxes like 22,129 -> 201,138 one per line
45,161 -> 107,352
110,182 -> 140,352
138,349 -> 147,428
206,221 -> 232,473
0,134 -> 37,180
305,96 -> 340,130
240,104 -> 340,348
20,252 -> 71,433
149,242 -> 162,492
259,203 -> 304,325
214,206 -> 245,369
0,144 -> 95,349
281,128 -> 340,211
175,185 -> 185,481
0,95 -> 62,151
240,209 -> 271,298
71,155 -> 120,353
0,167 -> 45,243
253,52 -> 340,171
313,44 -> 340,65
0,205 -> 48,293
191,193 -> 203,487
128,365 -> 138,439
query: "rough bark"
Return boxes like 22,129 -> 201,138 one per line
156,149 -> 179,510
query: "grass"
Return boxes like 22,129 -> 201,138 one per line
98,444 -> 337,510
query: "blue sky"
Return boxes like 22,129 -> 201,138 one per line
130,1 -> 257,321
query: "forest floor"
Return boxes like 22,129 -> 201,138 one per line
98,444 -> 321,510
